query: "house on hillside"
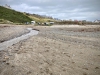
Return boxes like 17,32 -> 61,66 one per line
4,4 -> 11,9
94,19 -> 100,23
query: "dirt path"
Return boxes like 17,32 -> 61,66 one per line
0,25 -> 100,75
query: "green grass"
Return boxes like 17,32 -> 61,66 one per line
27,15 -> 56,23
24,12 -> 57,23
0,6 -> 32,23
0,6 -> 57,25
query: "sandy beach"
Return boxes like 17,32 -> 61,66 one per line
0,24 -> 100,75
0,24 -> 29,43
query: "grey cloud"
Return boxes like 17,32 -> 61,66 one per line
0,0 -> 100,21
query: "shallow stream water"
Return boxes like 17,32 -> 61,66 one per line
0,28 -> 39,50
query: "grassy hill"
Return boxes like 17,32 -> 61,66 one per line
0,6 -> 32,23
0,6 -> 57,25
24,13 -> 57,23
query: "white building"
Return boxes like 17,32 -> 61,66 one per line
31,21 -> 35,25
49,22 -> 54,24
94,20 -> 100,23
4,4 -> 11,9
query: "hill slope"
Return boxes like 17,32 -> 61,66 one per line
24,13 -> 57,23
0,6 -> 32,23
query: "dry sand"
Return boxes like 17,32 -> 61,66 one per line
0,24 -> 100,75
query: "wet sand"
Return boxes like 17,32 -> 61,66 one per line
0,24 -> 29,43
0,24 -> 100,75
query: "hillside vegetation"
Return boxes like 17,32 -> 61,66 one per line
1,5 -> 98,25
0,6 -> 32,23
0,6 -> 57,24
24,13 -> 56,23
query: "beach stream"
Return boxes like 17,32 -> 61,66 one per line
0,28 -> 39,50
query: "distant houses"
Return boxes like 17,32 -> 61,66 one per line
3,4 -> 11,9
94,19 -> 100,23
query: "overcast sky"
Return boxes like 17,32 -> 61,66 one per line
0,0 -> 100,21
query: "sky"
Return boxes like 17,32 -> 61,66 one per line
0,0 -> 100,21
